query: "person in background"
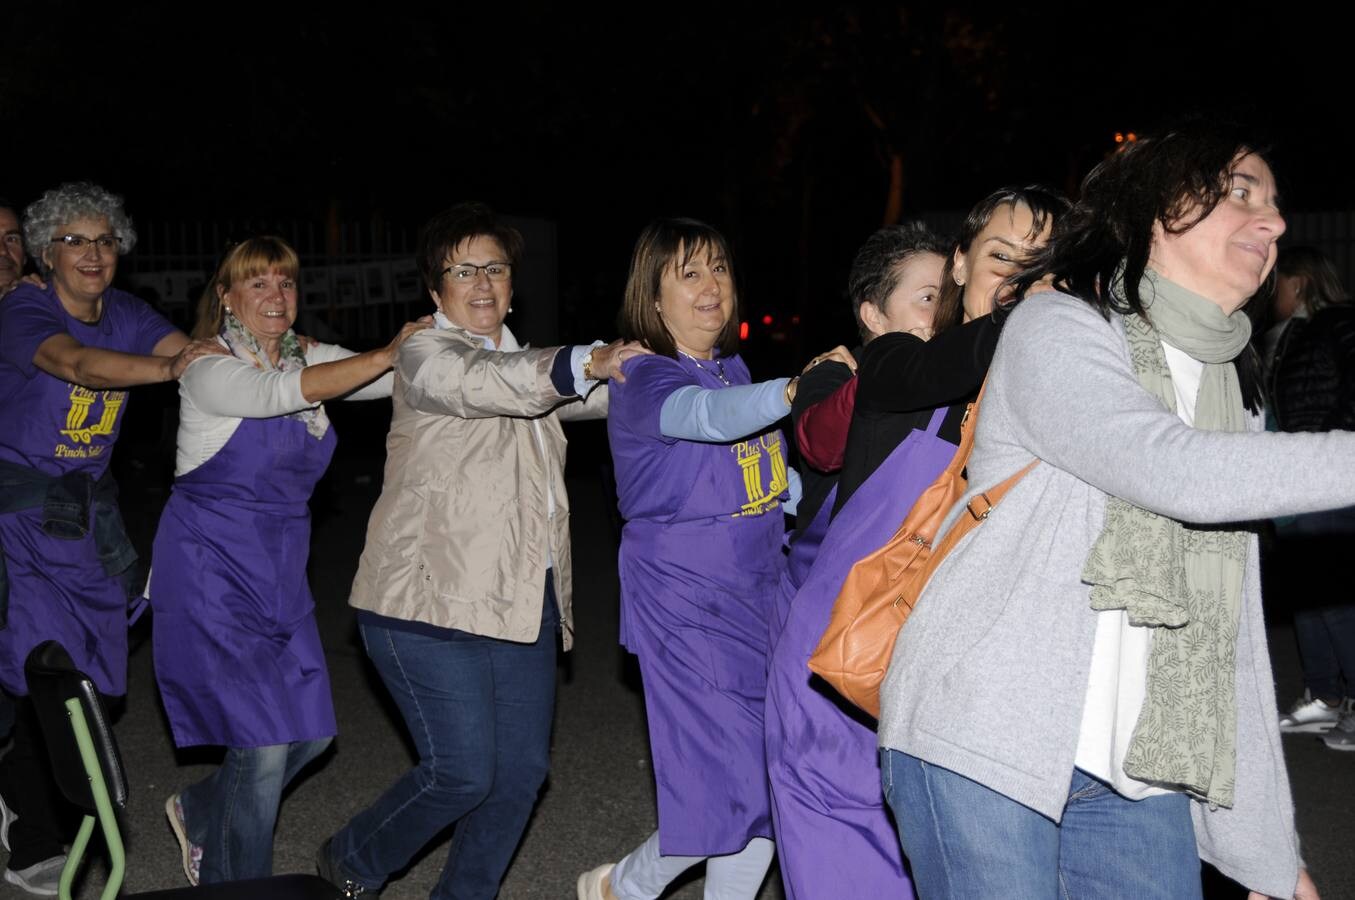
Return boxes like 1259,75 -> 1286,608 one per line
834,186 -> 1066,512
767,220 -> 947,900
0,182 -> 218,897
0,199 -> 25,296
1268,245 -> 1355,748
790,221 -> 946,533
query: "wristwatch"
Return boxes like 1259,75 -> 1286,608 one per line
582,349 -> 596,382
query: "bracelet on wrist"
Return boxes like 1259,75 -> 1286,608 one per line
784,376 -> 799,407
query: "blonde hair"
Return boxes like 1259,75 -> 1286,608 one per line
192,236 -> 301,339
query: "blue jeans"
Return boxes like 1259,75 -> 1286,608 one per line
880,750 -> 1200,899
328,586 -> 559,900
180,737 -> 332,883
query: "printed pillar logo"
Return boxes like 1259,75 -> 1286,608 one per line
55,385 -> 126,456
732,433 -> 788,517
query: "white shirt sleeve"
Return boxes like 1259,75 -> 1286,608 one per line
174,341 -> 391,476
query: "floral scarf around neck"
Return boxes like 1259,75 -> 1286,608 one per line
219,312 -> 330,440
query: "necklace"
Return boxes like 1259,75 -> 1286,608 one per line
678,350 -> 731,385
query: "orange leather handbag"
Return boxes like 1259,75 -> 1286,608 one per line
807,382 -> 1035,718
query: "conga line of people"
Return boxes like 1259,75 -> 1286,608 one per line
0,119 -> 1348,900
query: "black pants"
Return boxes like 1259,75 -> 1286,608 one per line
0,691 -> 79,869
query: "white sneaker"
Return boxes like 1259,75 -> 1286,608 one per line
0,791 -> 15,852
577,863 -> 615,900
1279,691 -> 1343,733
3,856 -> 66,897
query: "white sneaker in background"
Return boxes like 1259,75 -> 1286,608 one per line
1279,690 -> 1343,733
3,855 -> 66,897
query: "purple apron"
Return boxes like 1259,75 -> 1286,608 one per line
765,406 -> 954,900
150,414 -> 337,748
767,485 -> 834,648
0,508 -> 128,696
612,354 -> 788,858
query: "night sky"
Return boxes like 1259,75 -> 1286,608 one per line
3,4 -> 1348,352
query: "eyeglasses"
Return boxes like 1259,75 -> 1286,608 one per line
440,262 -> 512,282
51,234 -> 122,252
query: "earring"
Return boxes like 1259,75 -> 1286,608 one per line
224,305 -> 232,313
508,306 -> 514,314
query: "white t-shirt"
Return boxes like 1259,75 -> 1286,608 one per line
175,339 -> 392,476
1073,340 -> 1204,799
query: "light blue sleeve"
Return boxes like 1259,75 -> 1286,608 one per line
783,467 -> 802,515
658,379 -> 791,442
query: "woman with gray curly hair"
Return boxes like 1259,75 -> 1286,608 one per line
0,182 -> 218,896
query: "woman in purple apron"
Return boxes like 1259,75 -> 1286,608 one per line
765,410 -> 952,900
764,198 -> 1066,898
149,237 -> 424,886
0,183 -> 219,896
578,218 -> 850,900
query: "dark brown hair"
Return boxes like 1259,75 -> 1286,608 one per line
1277,245 -> 1347,313
621,218 -> 740,359
932,185 -> 1068,335
848,221 -> 948,342
417,201 -> 524,295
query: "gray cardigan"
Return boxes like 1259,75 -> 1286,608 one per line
878,292 -> 1355,898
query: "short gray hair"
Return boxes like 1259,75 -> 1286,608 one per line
24,182 -> 137,270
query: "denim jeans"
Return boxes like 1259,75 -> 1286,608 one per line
328,585 -> 559,900
880,750 -> 1200,899
180,737 -> 332,883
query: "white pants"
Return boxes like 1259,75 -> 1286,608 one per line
611,831 -> 775,900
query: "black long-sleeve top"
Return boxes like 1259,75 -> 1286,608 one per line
832,316 -> 1002,515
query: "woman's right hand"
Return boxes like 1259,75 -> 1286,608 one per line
589,339 -> 652,383
170,338 -> 231,379
801,345 -> 857,376
380,320 -> 433,368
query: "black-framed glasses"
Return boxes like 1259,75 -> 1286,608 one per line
51,234 -> 122,252
440,262 -> 512,282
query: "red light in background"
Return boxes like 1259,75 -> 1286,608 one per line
739,321 -> 749,340
791,315 -> 801,325
761,314 -> 774,326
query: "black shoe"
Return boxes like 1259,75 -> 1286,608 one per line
316,837 -> 378,898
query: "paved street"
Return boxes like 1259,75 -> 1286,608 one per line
2,412 -> 1352,899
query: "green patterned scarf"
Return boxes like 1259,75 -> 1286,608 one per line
1081,269 -> 1251,807
220,312 -> 330,440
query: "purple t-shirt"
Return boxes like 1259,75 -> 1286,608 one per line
0,283 -> 176,477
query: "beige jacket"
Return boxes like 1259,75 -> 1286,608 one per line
349,324 -> 606,649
